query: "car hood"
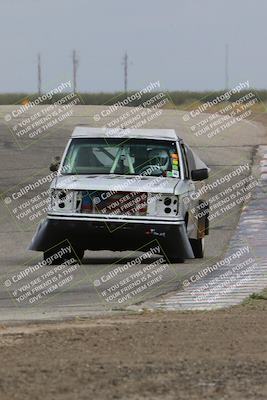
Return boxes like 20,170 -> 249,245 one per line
51,174 -> 185,194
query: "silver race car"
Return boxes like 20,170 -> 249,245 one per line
29,127 -> 209,263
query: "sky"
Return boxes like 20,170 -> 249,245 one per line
0,0 -> 267,93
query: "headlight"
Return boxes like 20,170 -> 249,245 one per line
50,189 -> 74,212
147,194 -> 179,216
162,195 -> 178,215
58,191 -> 67,200
164,197 -> 172,206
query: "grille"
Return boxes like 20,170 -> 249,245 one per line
80,191 -> 147,216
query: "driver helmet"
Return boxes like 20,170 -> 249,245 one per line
148,149 -> 169,170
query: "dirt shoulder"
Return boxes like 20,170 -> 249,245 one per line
0,296 -> 266,400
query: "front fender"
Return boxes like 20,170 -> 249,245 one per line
28,219 -> 53,251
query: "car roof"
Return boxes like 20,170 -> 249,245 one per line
71,126 -> 180,141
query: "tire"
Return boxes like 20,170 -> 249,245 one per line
162,250 -> 185,263
43,246 -> 71,265
43,251 -> 61,265
165,256 -> 185,264
190,238 -> 204,258
72,248 -> 84,263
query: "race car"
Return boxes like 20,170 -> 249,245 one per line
29,126 -> 209,263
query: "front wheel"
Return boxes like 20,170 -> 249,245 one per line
72,248 -> 84,262
190,238 -> 204,258
165,256 -> 185,264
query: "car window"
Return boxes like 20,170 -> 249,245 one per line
62,138 -> 180,177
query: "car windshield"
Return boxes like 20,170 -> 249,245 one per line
62,138 -> 180,177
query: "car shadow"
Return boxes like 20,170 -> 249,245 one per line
82,255 -> 163,265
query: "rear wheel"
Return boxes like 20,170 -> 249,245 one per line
190,238 -> 204,258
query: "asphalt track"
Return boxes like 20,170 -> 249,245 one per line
0,105 -> 266,321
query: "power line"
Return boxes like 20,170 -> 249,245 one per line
37,53 -> 42,95
225,44 -> 229,90
122,51 -> 128,94
72,50 -> 79,93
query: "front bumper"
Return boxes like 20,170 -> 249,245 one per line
29,214 -> 194,259
47,212 -> 184,225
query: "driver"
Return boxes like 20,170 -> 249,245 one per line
148,149 -> 170,171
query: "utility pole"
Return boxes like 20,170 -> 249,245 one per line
72,50 -> 79,93
37,53 -> 42,95
225,44 -> 229,90
122,51 -> 128,94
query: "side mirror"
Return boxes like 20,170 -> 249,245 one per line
50,156 -> 61,172
191,168 -> 209,181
